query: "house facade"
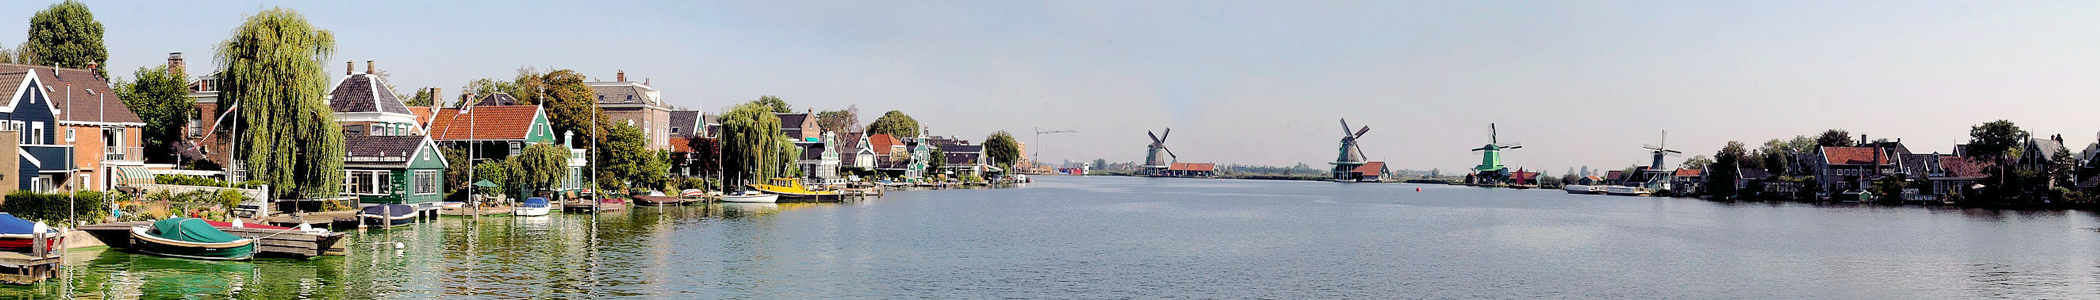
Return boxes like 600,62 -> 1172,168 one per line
427,104 -> 559,160
342,135 -> 447,208
0,63 -> 149,192
586,71 -> 674,151
0,68 -> 74,192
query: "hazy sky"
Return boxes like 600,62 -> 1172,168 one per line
5,1 -> 2100,174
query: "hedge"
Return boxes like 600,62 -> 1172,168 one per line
0,190 -> 111,225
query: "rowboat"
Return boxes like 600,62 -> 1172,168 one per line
633,195 -> 681,206
359,204 -> 418,227
513,197 -> 552,217
596,198 -> 629,211
128,218 -> 255,261
721,191 -> 779,203
0,213 -> 57,252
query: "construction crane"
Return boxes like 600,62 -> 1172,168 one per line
1034,127 -> 1078,170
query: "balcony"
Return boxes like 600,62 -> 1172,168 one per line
105,146 -> 143,162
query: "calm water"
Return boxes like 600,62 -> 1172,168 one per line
5,176 -> 2100,299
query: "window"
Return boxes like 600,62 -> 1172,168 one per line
344,125 -> 364,136
31,122 -> 43,144
65,129 -> 74,143
414,170 -> 439,194
671,127 -> 680,133
377,172 -> 392,194
343,170 -> 396,195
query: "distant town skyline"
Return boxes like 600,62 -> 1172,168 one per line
6,1 -> 2100,174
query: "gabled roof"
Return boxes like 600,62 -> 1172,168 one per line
777,113 -> 811,130
870,133 -> 904,155
328,73 -> 414,115
1673,168 -> 1704,177
466,92 -> 521,107
837,133 -> 864,151
1606,170 -> 1625,181
1582,175 -> 1603,182
2027,138 -> 2067,161
1821,146 -> 1891,165
428,105 -> 542,141
586,81 -> 661,106
668,110 -> 701,137
344,135 -> 432,167
1168,163 -> 1215,172
1351,161 -> 1385,174
1936,156 -> 1992,178
0,63 -> 141,123
1739,168 -> 1772,180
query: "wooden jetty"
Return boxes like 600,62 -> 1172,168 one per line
81,221 -> 348,258
0,232 -> 62,284
440,206 -> 512,216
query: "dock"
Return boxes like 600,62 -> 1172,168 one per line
80,221 -> 349,258
440,206 -> 512,217
0,232 -> 62,284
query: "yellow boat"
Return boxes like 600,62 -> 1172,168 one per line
748,178 -> 842,199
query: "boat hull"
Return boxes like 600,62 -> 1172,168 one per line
129,227 -> 254,261
0,236 -> 59,253
360,215 -> 416,227
721,194 -> 779,203
633,195 -> 681,206
513,206 -> 551,217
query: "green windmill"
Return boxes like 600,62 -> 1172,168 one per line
1470,123 -> 1522,183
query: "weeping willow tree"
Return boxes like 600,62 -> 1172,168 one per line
512,143 -> 571,195
720,102 -> 789,189
214,8 -> 343,199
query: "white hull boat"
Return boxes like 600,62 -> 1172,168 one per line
721,192 -> 779,203
1605,186 -> 1651,196
513,197 -> 553,217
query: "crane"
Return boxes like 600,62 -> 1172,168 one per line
1034,127 -> 1078,171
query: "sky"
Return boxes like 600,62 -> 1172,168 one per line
4,0 -> 2100,174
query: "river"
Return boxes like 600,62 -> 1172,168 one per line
4,175 -> 2099,299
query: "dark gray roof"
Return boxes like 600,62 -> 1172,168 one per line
668,110 -> 701,137
589,83 -> 657,106
330,74 -> 413,114
343,135 -> 427,167
469,92 -> 520,107
776,113 -> 810,129
945,150 -> 982,165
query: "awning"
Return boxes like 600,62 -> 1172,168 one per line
115,165 -> 154,186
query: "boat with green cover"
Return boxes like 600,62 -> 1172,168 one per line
128,218 -> 256,261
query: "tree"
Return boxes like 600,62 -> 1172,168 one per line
1681,155 -> 1713,170
473,159 -> 509,197
718,102 -> 786,189
596,123 -> 666,191
404,87 -> 435,106
815,106 -> 859,133
1710,141 -> 1747,197
0,42 -> 35,64
114,65 -> 193,163
1429,168 -> 1440,178
215,8 -> 343,199
927,147 -> 947,176
460,77 -> 516,103
752,95 -> 792,113
680,137 -> 720,178
1966,120 -> 2026,162
534,69 -> 604,145
512,143 -> 571,195
984,131 -> 1021,173
867,110 -> 920,139
442,147 -> 470,201
1815,129 -> 1854,147
26,0 -> 106,77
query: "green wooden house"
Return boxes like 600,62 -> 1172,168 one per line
343,135 -> 449,209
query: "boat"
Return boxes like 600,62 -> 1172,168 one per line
513,197 -> 552,217
1562,185 -> 1607,195
0,213 -> 57,252
596,197 -> 629,211
1605,186 -> 1651,196
748,178 -> 843,200
721,191 -> 779,203
440,202 -> 467,209
679,189 -> 708,198
128,218 -> 256,260
359,204 -> 418,227
633,195 -> 681,206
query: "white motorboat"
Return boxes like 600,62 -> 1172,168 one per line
1605,186 -> 1651,196
1563,185 -> 1606,194
513,197 -> 552,217
721,191 -> 779,203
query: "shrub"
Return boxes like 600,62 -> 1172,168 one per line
0,190 -> 111,225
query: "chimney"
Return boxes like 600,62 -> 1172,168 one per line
431,87 -> 443,107
366,60 -> 375,75
346,61 -> 354,75
616,70 -> 626,82
167,52 -> 185,75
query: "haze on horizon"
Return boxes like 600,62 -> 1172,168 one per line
4,0 -> 2099,175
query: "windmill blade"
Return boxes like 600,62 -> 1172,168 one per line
1472,146 -> 1489,151
1643,143 -> 1660,150
1500,141 -> 1522,147
1340,119 -> 1354,137
1504,145 -> 1523,150
1161,128 -> 1171,142
1665,151 -> 1683,157
1663,149 -> 1683,154
1163,147 -> 1178,159
1148,131 -> 1161,144
1353,126 -> 1370,138
1490,123 -> 1499,144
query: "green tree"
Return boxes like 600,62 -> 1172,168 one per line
1966,120 -> 2026,162
718,102 -> 786,189
114,65 -> 193,163
984,131 -> 1021,172
460,77 -> 516,104
534,69 -> 604,145
404,87 -> 435,106
867,110 -> 920,139
473,159 -> 510,197
26,0 -> 106,77
512,143 -> 571,195
441,147 -> 470,201
1680,155 -> 1713,170
1816,129 -> 1854,147
815,107 -> 859,133
0,42 -> 33,64
1710,141 -> 1747,197
214,8 -> 343,199
927,147 -> 947,176
596,123 -> 666,191
753,95 -> 792,113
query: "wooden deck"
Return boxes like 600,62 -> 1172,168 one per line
0,251 -> 61,285
79,221 -> 348,258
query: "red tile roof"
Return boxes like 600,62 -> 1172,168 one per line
1822,146 -> 1891,165
1167,162 -> 1215,172
1351,161 -> 1386,174
870,133 -> 904,155
1937,156 -> 1992,178
428,105 -> 541,141
1674,168 -> 1704,177
1606,170 -> 1624,180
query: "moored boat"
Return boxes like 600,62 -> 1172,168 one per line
633,195 -> 680,206
359,204 -> 418,227
1605,186 -> 1651,196
128,218 -> 255,261
513,197 -> 552,216
749,178 -> 842,200
1562,185 -> 1607,194
597,198 -> 629,211
0,213 -> 57,253
721,191 -> 779,203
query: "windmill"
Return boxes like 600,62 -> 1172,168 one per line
1143,128 -> 1176,175
1330,119 -> 1371,180
1471,123 -> 1523,182
1642,130 -> 1683,170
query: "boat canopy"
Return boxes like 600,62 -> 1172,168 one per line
360,204 -> 416,218
151,218 -> 243,243
0,213 -> 51,235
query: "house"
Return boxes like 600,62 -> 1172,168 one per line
940,143 -> 987,177
0,68 -> 74,192
1603,170 -> 1625,185
836,132 -> 872,170
1163,163 -> 1216,177
794,132 -> 842,184
426,103 -> 559,160
1734,168 -> 1772,191
586,71 -> 674,151
327,63 -> 423,137
1339,161 -> 1388,182
1814,146 -> 1895,194
668,110 -> 703,138
0,63 -> 149,192
1669,168 -> 1705,195
1579,175 -> 1603,186
1508,168 -> 1539,185
1931,155 -> 1992,203
777,111 -> 819,141
341,135 -> 447,209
